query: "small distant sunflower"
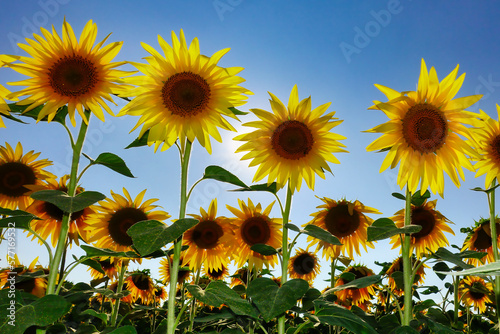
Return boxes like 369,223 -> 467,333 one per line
108,280 -> 133,303
183,199 -> 234,271
88,257 -> 121,280
365,59 -> 481,196
386,256 -> 427,296
390,199 -> 454,258
120,29 -> 251,153
226,199 -> 282,271
459,276 -> 493,313
335,264 -> 377,310
462,218 -> 500,266
153,285 -> 167,304
159,255 -> 192,286
234,85 -> 347,192
204,264 -> 230,281
6,19 -> 131,126
0,255 -> 47,297
230,267 -> 253,287
306,197 -> 380,260
288,248 -> 320,284
26,175 -> 94,247
0,142 -> 53,210
86,188 -> 170,252
124,271 -> 155,305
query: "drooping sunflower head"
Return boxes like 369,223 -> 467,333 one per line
183,199 -> 234,271
365,59 -> 482,196
0,256 -> 47,298
234,85 -> 347,192
462,217 -> 500,266
335,264 -> 376,309
153,285 -> 168,304
124,271 -> 156,305
390,199 -> 454,258
226,198 -> 282,271
288,248 -> 320,284
120,29 -> 251,153
86,188 -> 170,252
459,276 -> 493,313
386,256 -> 427,295
6,19 -> 132,126
306,197 -> 380,260
159,255 -> 192,286
0,142 -> 54,210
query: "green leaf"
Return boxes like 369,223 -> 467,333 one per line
436,261 -> 500,276
81,245 -> 139,259
411,189 -> 431,206
302,224 -> 342,245
107,326 -> 137,334
390,271 -> 404,290
31,190 -> 106,213
376,314 -> 401,333
88,152 -> 135,178
202,165 -> 247,188
128,219 -> 199,256
392,192 -> 406,200
430,247 -> 474,270
0,208 -> 41,229
471,183 -> 500,194
8,104 -> 69,126
312,301 -> 378,334
81,309 -> 108,325
246,277 -> 309,322
284,223 -> 301,232
367,218 -> 422,242
233,182 -> 278,195
394,326 -> 419,334
328,275 -> 382,292
228,107 -> 248,116
301,288 -> 321,312
187,281 -> 258,318
81,258 -> 105,275
125,130 -> 150,149
250,244 -> 278,256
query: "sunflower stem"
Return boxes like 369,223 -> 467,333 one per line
110,262 -> 127,327
487,179 -> 500,332
453,275 -> 459,325
46,110 -> 90,295
402,186 -> 413,326
278,183 -> 293,334
188,268 -> 201,332
330,258 -> 337,289
167,139 -> 192,334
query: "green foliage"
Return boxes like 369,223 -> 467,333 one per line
85,152 -> 135,177
367,218 -> 422,242
302,224 -> 342,245
31,189 -> 106,213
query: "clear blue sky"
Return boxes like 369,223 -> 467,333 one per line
2,0 -> 500,293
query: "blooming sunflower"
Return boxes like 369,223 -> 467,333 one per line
288,248 -> 321,284
335,264 -> 377,310
159,255 -> 192,286
124,271 -> 156,305
462,218 -> 500,266
86,188 -> 170,252
108,280 -> 133,303
226,198 -> 282,271
0,142 -> 53,210
306,197 -> 380,260
365,59 -> 481,196
386,256 -> 427,296
26,175 -> 94,247
183,199 -> 234,271
153,285 -> 168,304
87,257 -> 121,280
459,276 -> 493,313
6,19 -> 131,126
390,199 -> 454,258
234,85 -> 347,192
0,255 -> 47,297
119,29 -> 251,153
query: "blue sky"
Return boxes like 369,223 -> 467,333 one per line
2,0 -> 500,293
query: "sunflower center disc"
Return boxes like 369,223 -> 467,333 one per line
411,206 -> 436,238
132,274 -> 150,291
192,220 -> 223,249
49,55 -> 98,97
0,162 -> 36,197
402,104 -> 448,153
208,267 -> 224,279
490,135 -> 500,164
108,207 -> 148,246
241,216 -> 271,245
162,72 -> 211,117
324,204 -> 360,238
292,253 -> 315,275
271,120 -> 314,160
469,282 -> 486,300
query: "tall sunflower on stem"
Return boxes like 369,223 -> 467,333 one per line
366,59 -> 481,326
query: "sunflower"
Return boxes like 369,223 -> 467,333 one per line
386,256 -> 427,296
159,255 -> 192,286
288,248 -> 321,284
153,285 -> 168,304
234,85 -> 347,192
335,264 -> 377,310
306,197 -> 380,260
26,175 -> 94,247
230,267 -> 253,287
462,218 -> 500,266
226,198 -> 282,271
365,59 -> 481,197
390,199 -> 454,258
124,271 -> 156,305
108,280 -> 133,304
119,29 -> 251,153
88,257 -> 121,280
459,276 -> 493,313
0,142 -> 54,210
86,188 -> 170,252
6,19 -> 131,126
204,264 -> 230,281
0,255 -> 47,298
183,199 -> 234,271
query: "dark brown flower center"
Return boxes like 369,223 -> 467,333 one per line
271,120 -> 314,160
0,162 -> 36,198
132,274 -> 151,291
469,282 -> 487,300
15,278 -> 37,294
98,259 -> 114,270
241,216 -> 271,246
108,207 -> 148,246
191,220 -> 223,249
489,135 -> 500,164
292,253 -> 315,275
473,224 -> 495,250
49,55 -> 98,97
208,267 -> 225,280
402,104 -> 448,153
324,203 -> 361,238
411,206 -> 436,239
162,72 -> 211,117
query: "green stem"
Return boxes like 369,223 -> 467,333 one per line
331,258 -> 338,289
188,268 -> 201,332
46,110 -> 90,295
278,183 -> 293,334
167,140 -> 193,334
487,180 -> 500,333
110,262 -> 127,327
402,186 -> 413,326
28,228 -> 53,265
453,276 -> 459,325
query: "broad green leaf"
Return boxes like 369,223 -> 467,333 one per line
125,130 -> 150,149
89,152 -> 135,178
81,245 -> 139,259
9,104 -> 69,126
302,224 -> 342,245
233,182 -> 278,195
81,309 -> 108,325
376,314 -> 401,333
246,277 -> 309,322
193,309 -> 235,323
187,281 -> 258,318
128,219 -> 199,256
301,288 -> 321,312
152,319 -> 168,334
30,190 -> 105,213
106,325 -> 137,333
394,326 -> 419,334
390,271 -> 404,290
328,275 -> 382,292
81,258 -> 105,275
411,189 -> 431,206
0,208 -> 41,230
229,107 -> 248,116
250,244 -> 278,256
433,262 -> 451,281
203,165 -> 247,188
367,218 -> 421,242
430,247 -> 474,270
312,301 -> 378,334
392,192 -> 406,200
284,223 -> 301,232
436,260 -> 500,276
425,318 -> 462,334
